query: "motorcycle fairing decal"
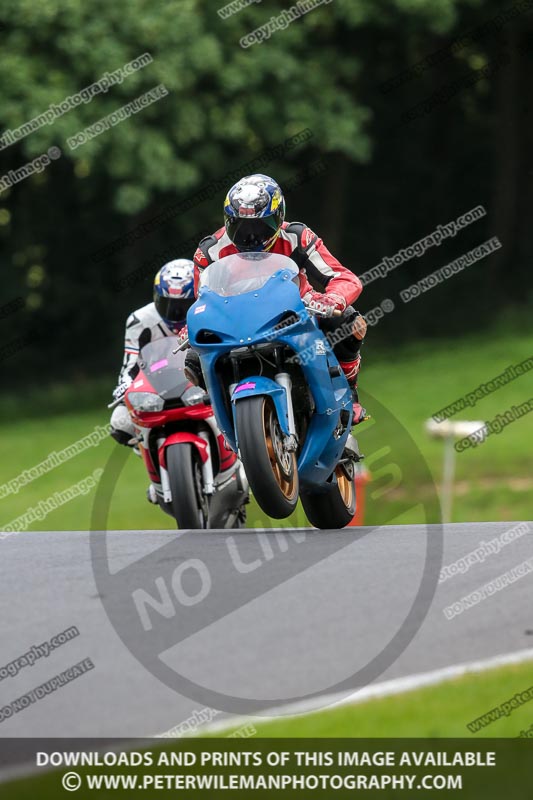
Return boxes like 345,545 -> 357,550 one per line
149,359 -> 168,372
127,373 -> 157,396
233,381 -> 256,393
231,376 -> 291,438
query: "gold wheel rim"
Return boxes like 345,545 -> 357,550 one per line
336,464 -> 354,509
263,402 -> 298,502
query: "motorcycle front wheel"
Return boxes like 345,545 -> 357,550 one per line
166,443 -> 209,529
300,462 -> 356,530
235,396 -> 298,519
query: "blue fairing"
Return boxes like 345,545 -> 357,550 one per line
231,376 -> 291,437
187,255 -> 352,491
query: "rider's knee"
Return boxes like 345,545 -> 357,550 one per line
110,404 -> 135,446
110,428 -> 134,446
184,349 -> 206,390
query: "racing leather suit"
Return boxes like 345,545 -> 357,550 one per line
110,302 -> 174,444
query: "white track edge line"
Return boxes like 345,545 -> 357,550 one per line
177,646 -> 533,736
1,647 -> 532,785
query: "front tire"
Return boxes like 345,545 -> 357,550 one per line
235,396 -> 298,519
166,444 -> 209,529
301,463 -> 356,530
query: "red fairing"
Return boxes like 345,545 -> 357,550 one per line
159,433 -> 209,469
124,373 -> 158,406
130,404 -> 213,429
140,445 -> 160,483
217,433 -> 237,470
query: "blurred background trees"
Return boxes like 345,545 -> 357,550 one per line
0,0 -> 531,385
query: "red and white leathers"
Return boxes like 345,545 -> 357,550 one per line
193,221 -> 362,306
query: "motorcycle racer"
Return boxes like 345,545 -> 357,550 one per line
185,174 -> 368,424
110,259 -> 196,448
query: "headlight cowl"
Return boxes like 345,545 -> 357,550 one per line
127,391 -> 164,412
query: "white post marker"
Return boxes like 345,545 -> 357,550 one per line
425,419 -> 487,523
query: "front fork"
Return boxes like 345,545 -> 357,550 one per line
197,431 -> 215,495
156,437 -> 173,504
274,371 -> 298,451
157,434 -> 215,504
231,371 -> 297,444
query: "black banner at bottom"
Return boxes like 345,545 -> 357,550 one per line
0,738 -> 531,798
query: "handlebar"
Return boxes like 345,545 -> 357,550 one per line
108,380 -> 131,408
305,305 -> 342,318
172,338 -> 190,354
107,397 -> 123,409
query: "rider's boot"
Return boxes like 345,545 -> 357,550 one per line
339,355 -> 369,425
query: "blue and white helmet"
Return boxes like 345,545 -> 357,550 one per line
153,259 -> 195,333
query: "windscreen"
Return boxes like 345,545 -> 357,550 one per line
199,252 -> 299,297
137,337 -> 191,400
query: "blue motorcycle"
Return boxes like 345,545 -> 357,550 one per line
186,252 -> 362,528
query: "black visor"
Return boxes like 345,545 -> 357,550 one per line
154,295 -> 195,325
225,215 -> 280,251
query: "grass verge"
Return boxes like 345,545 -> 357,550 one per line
0,330 -> 531,529
216,659 -> 533,738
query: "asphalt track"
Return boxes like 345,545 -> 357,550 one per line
0,521 -> 531,751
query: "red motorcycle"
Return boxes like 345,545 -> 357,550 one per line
123,337 -> 249,529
